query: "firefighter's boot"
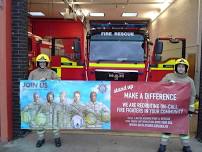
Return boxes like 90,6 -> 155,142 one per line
182,146 -> 192,152
36,139 -> 45,147
55,137 -> 62,147
157,144 -> 166,152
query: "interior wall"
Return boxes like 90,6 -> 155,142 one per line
150,0 -> 201,93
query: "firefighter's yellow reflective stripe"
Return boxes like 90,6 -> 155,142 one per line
180,135 -> 190,140
61,57 -> 77,66
161,134 -> 171,139
150,68 -> 173,70
60,65 -> 83,68
89,63 -> 145,68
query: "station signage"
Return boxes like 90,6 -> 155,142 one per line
101,32 -> 135,37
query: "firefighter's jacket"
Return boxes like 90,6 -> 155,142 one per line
161,73 -> 196,112
40,102 -> 58,129
69,102 -> 85,117
55,103 -> 71,129
69,102 -> 86,128
28,68 -> 60,80
84,101 -> 110,128
22,102 -> 43,128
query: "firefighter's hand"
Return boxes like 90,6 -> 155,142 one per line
169,80 -> 175,83
188,111 -> 196,117
188,110 -> 197,115
188,111 -> 195,114
40,77 -> 46,80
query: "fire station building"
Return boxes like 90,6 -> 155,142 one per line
0,0 -> 202,145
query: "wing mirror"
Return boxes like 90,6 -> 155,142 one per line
154,39 -> 163,54
154,54 -> 162,62
72,39 -> 81,52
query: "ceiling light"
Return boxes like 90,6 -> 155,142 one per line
28,12 -> 45,16
90,13 -> 105,17
122,12 -> 138,17
160,0 -> 173,12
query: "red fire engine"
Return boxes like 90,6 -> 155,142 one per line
28,21 -> 186,81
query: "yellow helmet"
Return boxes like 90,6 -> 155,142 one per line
175,58 -> 189,67
36,53 -> 50,62
175,58 -> 189,73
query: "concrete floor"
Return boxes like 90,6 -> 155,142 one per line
0,131 -> 202,152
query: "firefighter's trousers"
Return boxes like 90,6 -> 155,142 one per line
37,129 -> 60,140
160,133 -> 190,147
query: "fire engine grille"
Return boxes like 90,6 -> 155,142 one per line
95,69 -> 138,81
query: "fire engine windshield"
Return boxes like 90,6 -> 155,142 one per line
89,32 -> 145,62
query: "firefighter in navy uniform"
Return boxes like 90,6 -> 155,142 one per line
28,53 -> 61,147
157,58 -> 196,152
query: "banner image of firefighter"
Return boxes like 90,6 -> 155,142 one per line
111,81 -> 191,134
20,80 -> 111,130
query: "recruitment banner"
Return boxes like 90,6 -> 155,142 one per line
20,80 -> 111,130
111,82 -> 190,134
20,80 -> 190,134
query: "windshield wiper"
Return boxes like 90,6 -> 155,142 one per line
95,59 -> 113,63
116,59 -> 141,64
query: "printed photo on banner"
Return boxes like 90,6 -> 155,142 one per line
20,80 -> 191,134
20,80 -> 111,130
